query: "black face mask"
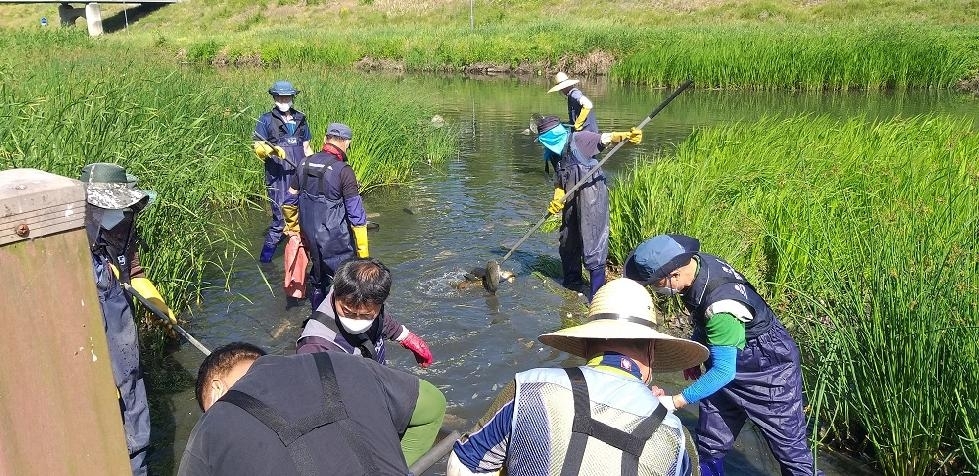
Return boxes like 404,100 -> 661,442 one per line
85,205 -> 137,259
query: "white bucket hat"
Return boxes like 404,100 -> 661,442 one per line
548,71 -> 580,93
539,278 -> 708,372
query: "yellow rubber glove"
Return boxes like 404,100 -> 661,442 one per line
573,107 -> 591,131
628,127 -> 643,144
253,141 -> 273,159
130,277 -> 178,326
548,187 -> 566,214
352,225 -> 369,258
282,204 -> 300,234
609,131 -> 631,143
253,141 -> 285,159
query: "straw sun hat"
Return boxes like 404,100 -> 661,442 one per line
547,72 -> 580,93
539,278 -> 708,372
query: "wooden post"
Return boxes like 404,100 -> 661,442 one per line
0,169 -> 130,475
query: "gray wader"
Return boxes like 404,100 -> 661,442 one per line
218,352 -> 380,476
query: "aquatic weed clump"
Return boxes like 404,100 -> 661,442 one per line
608,115 -> 979,474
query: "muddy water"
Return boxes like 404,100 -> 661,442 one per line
155,75 -> 974,474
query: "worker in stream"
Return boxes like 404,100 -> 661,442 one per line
532,114 -> 643,299
253,80 -> 313,264
81,162 -> 177,476
178,341 -> 446,475
624,234 -> 823,476
296,258 -> 434,368
447,278 -> 708,476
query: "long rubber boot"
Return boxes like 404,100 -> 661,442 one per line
588,267 -> 606,301
309,286 -> 326,311
259,240 -> 278,264
700,457 -> 726,476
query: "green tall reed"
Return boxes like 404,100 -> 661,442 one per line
0,49 -> 455,318
157,21 -> 979,90
609,115 -> 979,474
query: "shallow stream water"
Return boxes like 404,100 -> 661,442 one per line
152,74 -> 977,474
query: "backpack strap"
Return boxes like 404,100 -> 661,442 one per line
559,367 -> 666,476
218,353 -> 379,475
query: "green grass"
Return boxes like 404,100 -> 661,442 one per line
4,1 -> 979,90
608,115 -> 979,474
0,44 -> 456,318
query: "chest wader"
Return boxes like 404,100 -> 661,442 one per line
560,367 -> 666,476
683,257 -> 816,476
218,352 -> 380,476
555,135 -> 610,296
93,253 -> 150,474
297,155 -> 355,300
263,114 -> 307,251
567,88 -> 598,133
304,310 -> 387,364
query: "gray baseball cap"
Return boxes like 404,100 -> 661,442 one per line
326,123 -> 353,140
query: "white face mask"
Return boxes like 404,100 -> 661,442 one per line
338,315 -> 374,334
275,101 -> 293,112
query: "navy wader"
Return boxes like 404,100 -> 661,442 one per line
93,253 -> 150,475
296,151 -> 355,308
554,131 -> 609,298
256,110 -> 308,257
567,87 -> 598,133
683,253 -> 821,476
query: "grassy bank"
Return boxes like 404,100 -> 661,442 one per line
607,116 -> 979,474
3,1 -> 979,90
0,42 -> 456,317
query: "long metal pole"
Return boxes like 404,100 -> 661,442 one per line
121,283 -> 212,356
497,79 -> 694,266
408,430 -> 462,475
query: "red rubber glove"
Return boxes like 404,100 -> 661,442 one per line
683,365 -> 703,380
400,332 -> 433,368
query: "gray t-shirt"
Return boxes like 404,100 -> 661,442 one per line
178,352 -> 419,476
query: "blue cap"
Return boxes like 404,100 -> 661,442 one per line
326,123 -> 353,140
268,80 -> 299,96
624,234 -> 700,284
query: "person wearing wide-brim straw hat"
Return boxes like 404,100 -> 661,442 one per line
80,162 -> 175,476
623,234 -> 823,476
548,71 -> 598,133
448,279 -> 707,476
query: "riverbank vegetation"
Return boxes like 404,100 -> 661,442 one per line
0,45 -> 456,317
2,1 -> 979,90
607,115 -> 979,474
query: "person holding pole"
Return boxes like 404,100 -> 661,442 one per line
532,114 -> 642,299
253,80 -> 313,263
81,162 -> 176,476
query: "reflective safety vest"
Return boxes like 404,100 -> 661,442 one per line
218,352 -> 380,476
509,366 -> 688,476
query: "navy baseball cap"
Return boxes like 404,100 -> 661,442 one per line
624,234 -> 700,284
326,123 -> 353,140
